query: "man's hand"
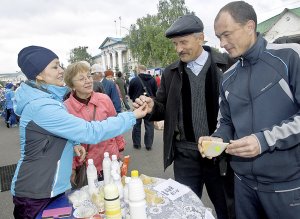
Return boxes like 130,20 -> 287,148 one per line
198,136 -> 223,158
132,95 -> 154,114
74,145 -> 86,162
226,135 -> 260,158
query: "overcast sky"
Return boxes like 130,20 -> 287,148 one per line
1,0 -> 299,73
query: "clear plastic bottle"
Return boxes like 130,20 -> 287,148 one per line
102,152 -> 112,185
112,173 -> 124,200
128,170 -> 147,219
104,183 -> 122,219
111,154 -> 120,177
123,177 -> 131,204
87,159 -> 98,195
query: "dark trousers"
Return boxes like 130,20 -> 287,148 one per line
174,146 -> 235,219
5,108 -> 17,125
132,116 -> 154,148
235,176 -> 300,219
13,194 -> 63,219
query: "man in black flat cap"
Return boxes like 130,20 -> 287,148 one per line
133,14 -> 235,219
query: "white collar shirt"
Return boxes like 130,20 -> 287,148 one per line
187,50 -> 209,76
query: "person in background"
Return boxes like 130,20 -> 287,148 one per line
4,82 -> 17,128
115,71 -> 130,110
129,65 -> 157,151
88,63 -> 105,94
11,45 -> 148,219
155,74 -> 161,88
199,1 -> 300,218
133,15 -> 235,219
64,62 -> 125,184
91,64 -> 121,113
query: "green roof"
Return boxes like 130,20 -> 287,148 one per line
257,7 -> 300,35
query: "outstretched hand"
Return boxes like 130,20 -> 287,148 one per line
133,102 -> 149,119
132,95 -> 154,114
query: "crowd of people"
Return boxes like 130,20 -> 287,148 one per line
5,1 -> 300,219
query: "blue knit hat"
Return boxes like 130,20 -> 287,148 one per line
17,46 -> 58,80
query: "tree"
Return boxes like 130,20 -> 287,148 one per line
68,46 -> 92,64
126,0 -> 193,67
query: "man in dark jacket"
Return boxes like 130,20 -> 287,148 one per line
133,15 -> 235,219
129,65 -> 157,150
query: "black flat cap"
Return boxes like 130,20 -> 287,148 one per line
165,14 -> 204,38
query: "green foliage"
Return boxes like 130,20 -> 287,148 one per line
68,46 -> 92,64
126,0 -> 193,68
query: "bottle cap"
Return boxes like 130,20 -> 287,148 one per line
125,177 -> 131,184
131,170 -> 139,178
112,154 -> 117,161
104,152 -> 109,157
88,159 -> 94,165
113,174 -> 120,181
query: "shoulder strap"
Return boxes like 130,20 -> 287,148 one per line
137,75 -> 150,97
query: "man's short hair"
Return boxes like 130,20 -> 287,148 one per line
215,1 -> 257,29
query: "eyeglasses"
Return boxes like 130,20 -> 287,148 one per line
73,74 -> 93,83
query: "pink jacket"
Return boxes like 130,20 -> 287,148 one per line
64,91 -> 125,174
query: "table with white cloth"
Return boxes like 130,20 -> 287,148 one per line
36,177 -> 215,219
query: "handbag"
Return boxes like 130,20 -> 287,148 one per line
71,105 -> 96,189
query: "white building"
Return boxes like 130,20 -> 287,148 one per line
0,72 -> 26,83
257,7 -> 300,43
92,37 -> 137,73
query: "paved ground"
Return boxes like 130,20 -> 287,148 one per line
0,117 -> 215,218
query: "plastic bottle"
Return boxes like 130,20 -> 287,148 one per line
87,159 -> 98,195
102,152 -> 112,185
111,154 -> 120,177
112,173 -> 124,200
104,183 -> 122,219
121,155 -> 130,177
123,177 -> 131,204
128,170 -> 147,219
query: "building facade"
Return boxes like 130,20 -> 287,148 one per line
92,37 -> 137,73
257,7 -> 300,43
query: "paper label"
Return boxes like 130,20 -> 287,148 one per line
153,178 -> 190,201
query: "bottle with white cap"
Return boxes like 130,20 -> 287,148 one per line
123,177 -> 131,204
87,159 -> 98,195
128,170 -> 147,219
104,183 -> 122,219
102,152 -> 112,185
112,173 -> 124,200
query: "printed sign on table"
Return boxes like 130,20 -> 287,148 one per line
153,178 -> 190,201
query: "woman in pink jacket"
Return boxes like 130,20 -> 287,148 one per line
64,62 -> 125,184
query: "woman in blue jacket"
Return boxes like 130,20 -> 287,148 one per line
11,45 -> 148,219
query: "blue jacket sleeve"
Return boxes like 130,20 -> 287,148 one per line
30,99 -> 135,144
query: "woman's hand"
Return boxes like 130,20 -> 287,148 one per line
133,102 -> 149,119
74,145 -> 86,162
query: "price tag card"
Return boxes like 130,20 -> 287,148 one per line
153,178 -> 190,201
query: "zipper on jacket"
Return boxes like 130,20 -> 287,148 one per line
247,63 -> 257,179
239,57 -> 244,67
